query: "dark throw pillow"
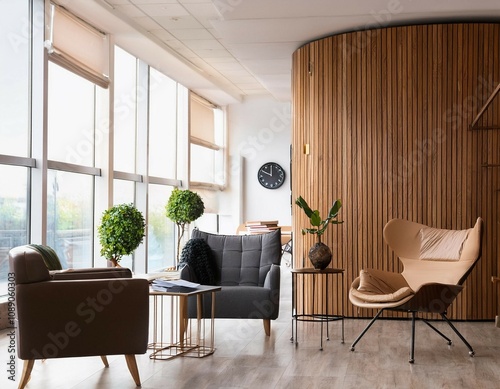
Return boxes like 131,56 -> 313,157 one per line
179,238 -> 217,285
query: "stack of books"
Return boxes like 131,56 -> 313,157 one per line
151,278 -> 200,293
245,220 -> 280,234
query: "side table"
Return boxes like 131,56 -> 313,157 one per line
149,285 -> 221,360
290,267 -> 344,350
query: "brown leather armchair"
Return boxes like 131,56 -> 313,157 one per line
9,245 -> 150,388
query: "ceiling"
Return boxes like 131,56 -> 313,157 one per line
62,0 -> 500,105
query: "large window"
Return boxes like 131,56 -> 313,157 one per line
114,46 -> 137,173
47,63 -> 96,166
0,3 -> 224,298
149,68 -> 177,179
189,94 -> 225,188
46,61 -> 104,267
0,0 -> 31,296
113,49 -> 181,272
46,170 -> 94,268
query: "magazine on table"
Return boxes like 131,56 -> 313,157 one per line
151,278 -> 200,292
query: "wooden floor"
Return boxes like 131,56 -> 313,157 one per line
1,264 -> 499,389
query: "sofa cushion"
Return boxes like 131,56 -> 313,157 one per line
187,285 -> 279,320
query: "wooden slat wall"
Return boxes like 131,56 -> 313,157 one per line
291,23 -> 500,320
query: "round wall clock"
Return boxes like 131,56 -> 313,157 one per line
258,162 -> 285,189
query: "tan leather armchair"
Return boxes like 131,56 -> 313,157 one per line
349,218 -> 483,363
9,245 -> 150,388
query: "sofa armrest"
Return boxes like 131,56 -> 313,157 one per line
179,264 -> 200,283
264,264 -> 280,292
15,277 -> 149,360
50,267 -> 132,280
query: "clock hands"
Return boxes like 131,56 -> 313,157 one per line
261,165 -> 273,176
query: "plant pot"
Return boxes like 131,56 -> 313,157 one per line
308,242 -> 332,270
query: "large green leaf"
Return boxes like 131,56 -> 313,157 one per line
310,210 -> 321,226
295,196 -> 314,218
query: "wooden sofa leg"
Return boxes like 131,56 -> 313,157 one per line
263,319 -> 271,336
125,354 -> 141,386
100,355 -> 109,367
18,359 -> 34,389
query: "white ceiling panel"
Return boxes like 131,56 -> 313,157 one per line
65,0 -> 500,104
168,28 -> 214,40
225,42 -> 301,60
153,15 -> 204,29
182,39 -> 225,50
139,4 -> 190,17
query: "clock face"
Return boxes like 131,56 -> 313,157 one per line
258,162 -> 285,189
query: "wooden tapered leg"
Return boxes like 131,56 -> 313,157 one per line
100,355 -> 109,367
124,354 -> 141,387
263,319 -> 271,336
179,295 -> 188,346
18,359 -> 34,389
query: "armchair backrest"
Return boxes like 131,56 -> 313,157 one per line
191,228 -> 281,287
383,218 -> 483,291
9,246 -> 51,284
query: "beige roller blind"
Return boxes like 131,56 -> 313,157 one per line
45,3 -> 109,88
190,93 -> 216,145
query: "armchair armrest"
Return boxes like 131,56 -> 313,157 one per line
50,267 -> 132,280
15,277 -> 149,360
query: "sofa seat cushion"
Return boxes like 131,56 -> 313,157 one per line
187,285 -> 279,320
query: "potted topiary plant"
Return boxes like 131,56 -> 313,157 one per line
295,196 -> 343,270
165,188 -> 205,265
97,203 -> 146,267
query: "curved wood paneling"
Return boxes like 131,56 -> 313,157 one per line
292,23 -> 499,320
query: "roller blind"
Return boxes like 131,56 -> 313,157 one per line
190,93 -> 216,145
45,3 -> 109,88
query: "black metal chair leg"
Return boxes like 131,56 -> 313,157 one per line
440,313 -> 475,356
422,319 -> 452,345
350,309 -> 385,351
409,311 -> 416,363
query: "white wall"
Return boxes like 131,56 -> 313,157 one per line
219,96 -> 292,234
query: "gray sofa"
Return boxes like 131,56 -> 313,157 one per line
180,228 -> 281,336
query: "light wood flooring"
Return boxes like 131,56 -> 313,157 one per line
1,265 -> 499,389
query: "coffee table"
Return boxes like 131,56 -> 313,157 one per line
148,284 -> 221,360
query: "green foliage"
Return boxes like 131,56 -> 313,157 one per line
295,196 -> 343,243
165,188 -> 205,226
165,188 -> 205,264
97,203 -> 146,263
